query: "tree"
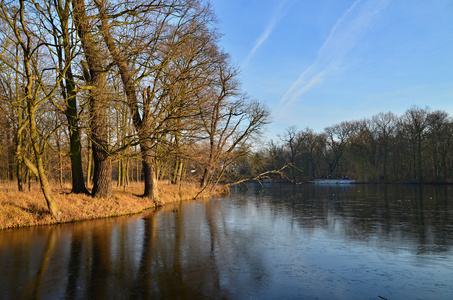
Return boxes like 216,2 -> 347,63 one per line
0,0 -> 61,219
402,106 -> 430,183
345,120 -> 378,182
48,0 -> 88,193
304,130 -> 326,178
279,126 -> 305,180
324,121 -> 353,177
0,0 -> 273,201
371,112 -> 397,181
72,0 -> 112,198
0,58 -> 29,190
265,140 -> 286,173
197,56 -> 270,188
92,0 -> 216,201
426,110 -> 453,180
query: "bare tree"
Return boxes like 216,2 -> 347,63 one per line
426,110 -> 453,180
279,126 -> 311,180
72,0 -> 112,198
197,56 -> 270,189
47,0 -> 89,193
371,112 -> 397,181
324,121 -> 354,177
0,0 -> 61,219
402,106 -> 431,183
92,0 -> 217,200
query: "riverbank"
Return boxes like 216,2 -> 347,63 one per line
0,181 -> 228,230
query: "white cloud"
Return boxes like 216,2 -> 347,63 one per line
277,0 -> 389,117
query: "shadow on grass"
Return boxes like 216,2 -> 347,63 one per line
5,201 -> 51,220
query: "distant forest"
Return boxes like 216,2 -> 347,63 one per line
233,105 -> 453,184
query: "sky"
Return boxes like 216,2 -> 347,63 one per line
209,0 -> 453,139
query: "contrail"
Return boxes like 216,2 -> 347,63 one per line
243,1 -> 288,66
277,0 -> 389,119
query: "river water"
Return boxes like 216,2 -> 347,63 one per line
1,184 -> 453,299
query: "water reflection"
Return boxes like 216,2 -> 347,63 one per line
0,184 -> 452,299
255,184 -> 453,254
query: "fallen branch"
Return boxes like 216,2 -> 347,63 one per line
225,163 -> 294,187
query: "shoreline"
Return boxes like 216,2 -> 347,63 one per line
0,181 -> 228,230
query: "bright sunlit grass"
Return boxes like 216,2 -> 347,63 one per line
0,180 -> 228,230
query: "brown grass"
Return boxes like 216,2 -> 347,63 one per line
0,180 -> 228,230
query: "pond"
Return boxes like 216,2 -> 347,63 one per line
1,184 -> 453,299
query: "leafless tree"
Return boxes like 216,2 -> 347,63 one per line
0,0 -> 61,219
72,0 -> 112,198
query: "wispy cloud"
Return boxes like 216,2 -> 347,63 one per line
242,1 -> 288,66
278,0 -> 389,116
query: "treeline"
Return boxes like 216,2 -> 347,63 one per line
0,0 -> 269,219
235,106 -> 453,184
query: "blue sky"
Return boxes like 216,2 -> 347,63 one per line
209,0 -> 453,139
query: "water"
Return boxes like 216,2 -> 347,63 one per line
1,184 -> 453,299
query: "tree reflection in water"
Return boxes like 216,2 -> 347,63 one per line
0,184 -> 453,299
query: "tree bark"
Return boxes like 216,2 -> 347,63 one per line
86,138 -> 92,187
172,158 -> 184,185
141,142 -> 159,201
12,0 -> 62,220
28,92 -> 61,220
94,3 -> 158,200
65,70 -> 88,193
58,2 -> 89,194
68,131 -> 88,193
201,165 -> 213,188
15,133 -> 24,192
91,147 -> 112,198
72,0 -> 112,198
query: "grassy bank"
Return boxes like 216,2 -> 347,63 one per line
0,181 -> 228,230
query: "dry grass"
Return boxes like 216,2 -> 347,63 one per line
0,180 -> 228,230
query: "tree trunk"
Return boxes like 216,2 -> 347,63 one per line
89,87 -> 111,198
15,121 -> 25,191
117,158 -> 122,187
201,165 -> 213,188
91,147 -> 112,198
56,133 -> 63,188
125,157 -> 130,186
69,133 -> 88,193
172,158 -> 184,185
72,0 -> 112,198
66,89 -> 88,193
86,138 -> 92,187
16,143 -> 24,192
19,21 -> 61,219
36,154 -> 61,221
417,135 -> 423,183
141,144 -> 159,202
29,103 -> 61,220
94,3 -> 159,200
6,123 -> 14,181
136,154 -> 140,182
88,94 -> 112,198
59,153 -> 63,188
51,0 -> 89,194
